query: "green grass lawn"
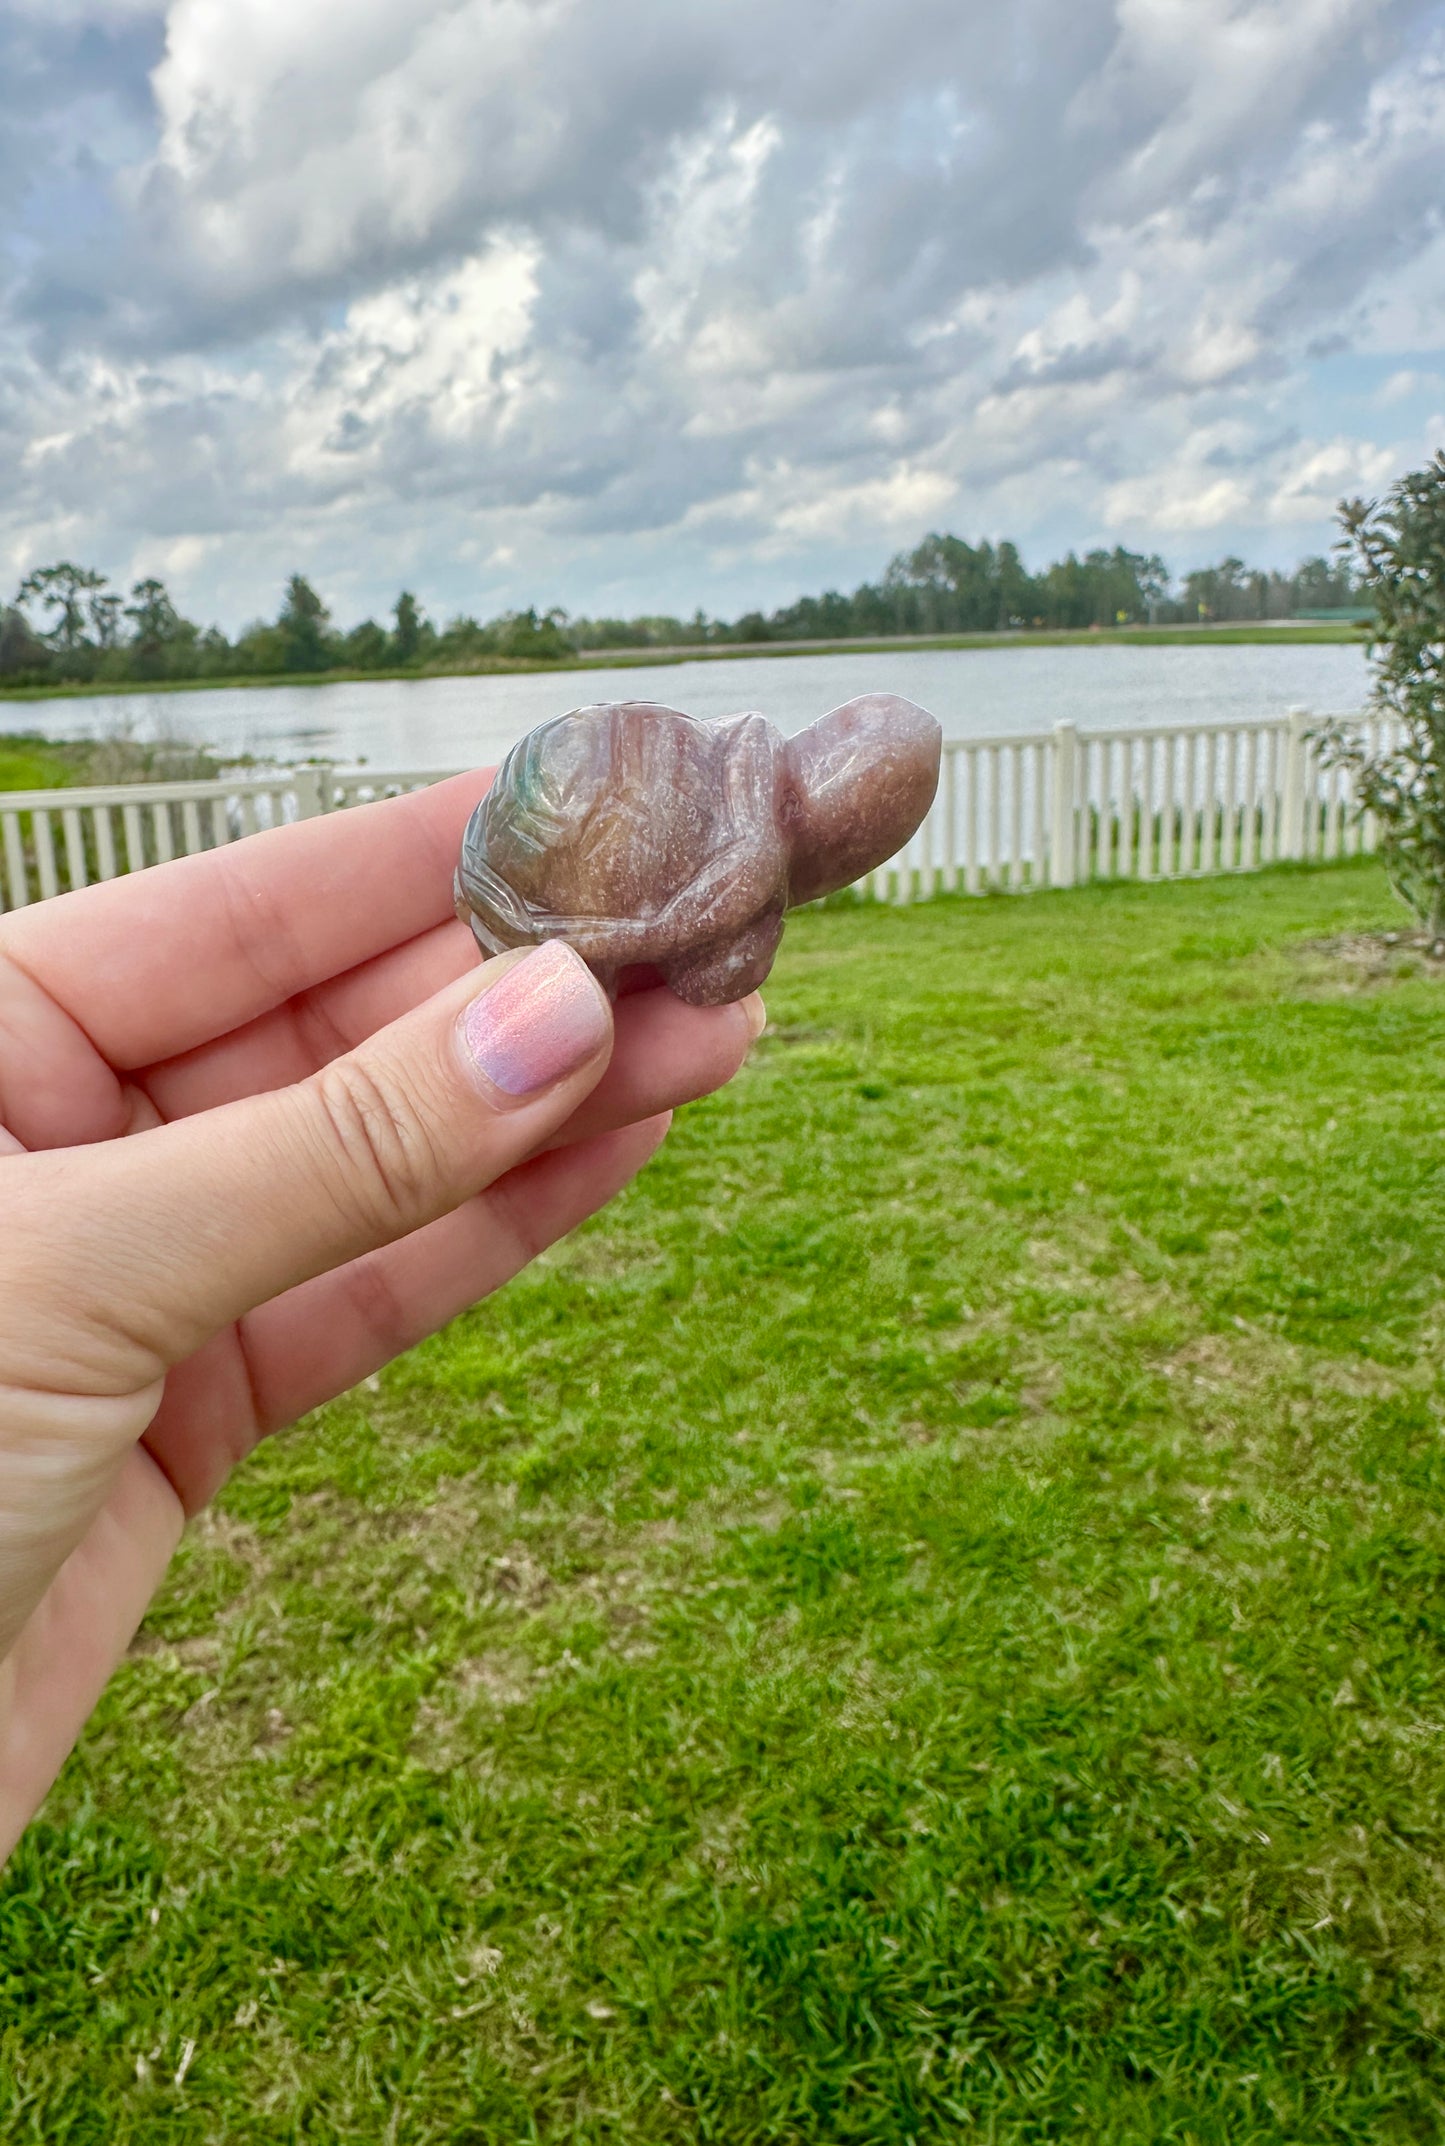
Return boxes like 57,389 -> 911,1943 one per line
9,860 -> 1445,2142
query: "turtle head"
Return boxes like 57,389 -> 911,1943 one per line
782,694 -> 942,905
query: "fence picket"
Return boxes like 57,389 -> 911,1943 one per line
33,811 -> 59,899
963,744 -> 980,893
1220,731 -> 1234,869
1241,729 -> 1258,871
1029,739 -> 1046,886
1141,738 -> 1157,881
61,806 -> 88,890
151,802 -> 174,866
3,810 -> 28,908
1050,722 -> 1078,887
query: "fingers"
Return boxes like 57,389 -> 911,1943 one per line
142,1118 -> 673,1510
0,942 -> 616,1398
542,985 -> 762,1149
140,919 -> 478,1123
0,772 -> 489,1074
141,912 -> 760,1138
135,989 -> 760,1512
0,1446 -> 183,1863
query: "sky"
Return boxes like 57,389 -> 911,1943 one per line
0,0 -> 1443,635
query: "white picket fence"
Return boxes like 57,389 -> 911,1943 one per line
0,707 -> 1387,913
869,705 -> 1389,902
0,765 -> 442,910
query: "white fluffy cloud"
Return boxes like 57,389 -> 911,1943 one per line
1,0 -> 1442,625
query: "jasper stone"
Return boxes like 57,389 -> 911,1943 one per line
454,693 -> 942,1005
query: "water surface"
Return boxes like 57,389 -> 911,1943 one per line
20,641 -> 1369,771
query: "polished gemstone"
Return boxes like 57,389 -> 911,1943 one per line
455,693 -> 942,1004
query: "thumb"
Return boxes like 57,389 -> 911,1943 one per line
9,940 -> 614,1394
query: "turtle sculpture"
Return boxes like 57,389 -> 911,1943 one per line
455,693 -> 942,1006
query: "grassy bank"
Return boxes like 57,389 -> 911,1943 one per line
0,620 -> 1364,707
0,732 -> 87,789
7,860 -> 1445,2141
0,733 -> 222,793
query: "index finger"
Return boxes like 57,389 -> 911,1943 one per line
0,771 -> 488,1069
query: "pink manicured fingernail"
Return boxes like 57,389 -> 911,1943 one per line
459,941 -> 610,1100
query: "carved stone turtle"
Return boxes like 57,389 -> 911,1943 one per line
455,692 -> 942,1004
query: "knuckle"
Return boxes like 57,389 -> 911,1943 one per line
480,1167 -> 548,1275
338,1249 -> 416,1366
309,1057 -> 444,1235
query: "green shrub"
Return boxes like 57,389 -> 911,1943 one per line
1319,452 -> 1445,935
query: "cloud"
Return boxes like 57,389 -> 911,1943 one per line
1266,435 -> 1403,518
1380,365 -> 1445,401
0,0 -> 1441,627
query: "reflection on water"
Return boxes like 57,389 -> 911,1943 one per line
18,641 -> 1369,772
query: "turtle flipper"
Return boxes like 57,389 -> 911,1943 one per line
662,911 -> 785,1006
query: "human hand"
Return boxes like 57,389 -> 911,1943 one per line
0,774 -> 761,1857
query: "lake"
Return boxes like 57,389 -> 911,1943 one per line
16,640 -> 1369,772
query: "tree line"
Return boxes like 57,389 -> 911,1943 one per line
0,539 -> 1364,687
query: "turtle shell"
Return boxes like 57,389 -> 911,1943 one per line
455,692 -> 941,1004
456,701 -> 789,998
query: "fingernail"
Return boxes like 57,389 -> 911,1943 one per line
459,942 -> 610,1100
742,993 -> 767,1042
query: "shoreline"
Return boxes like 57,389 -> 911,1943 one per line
0,619 -> 1363,710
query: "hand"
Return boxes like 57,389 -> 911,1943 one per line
0,773 -> 760,1857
